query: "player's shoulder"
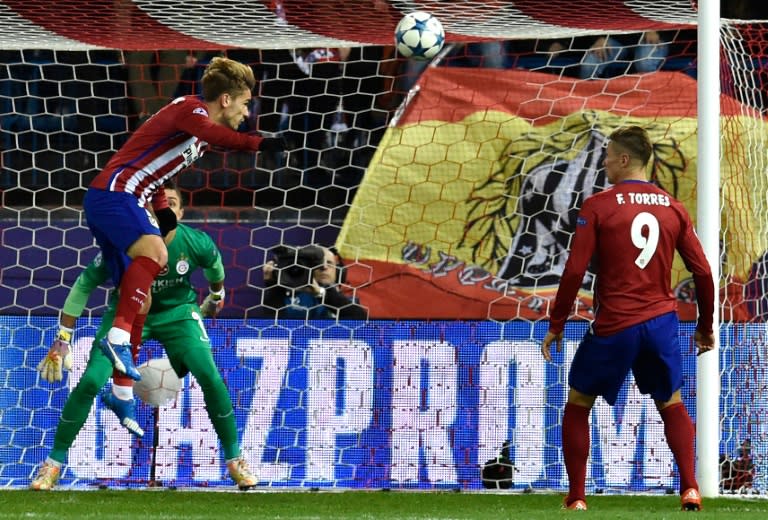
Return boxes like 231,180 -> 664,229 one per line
176,222 -> 206,239
581,185 -> 616,209
585,186 -> 615,201
164,95 -> 209,117
179,222 -> 218,247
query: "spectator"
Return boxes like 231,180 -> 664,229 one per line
172,52 -> 219,100
579,31 -> 669,79
262,245 -> 367,320
518,32 -> 671,79
721,439 -> 756,492
288,47 -> 350,176
447,41 -> 511,69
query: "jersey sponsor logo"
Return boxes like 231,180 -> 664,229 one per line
158,265 -> 169,277
152,276 -> 183,292
192,106 -> 208,117
577,216 -> 587,226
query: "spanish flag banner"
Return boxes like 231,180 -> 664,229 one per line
337,67 -> 766,320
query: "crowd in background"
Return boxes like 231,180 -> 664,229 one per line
0,29 -> 710,212
1,0 -> 766,211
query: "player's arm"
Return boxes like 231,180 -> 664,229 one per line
195,232 -> 226,318
677,215 -> 716,354
200,271 -> 225,317
542,206 -> 597,361
150,187 -> 177,242
37,258 -> 110,382
174,105 -> 282,153
61,257 -> 111,324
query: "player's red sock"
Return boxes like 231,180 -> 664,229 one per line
660,402 -> 698,491
130,313 -> 147,352
112,256 -> 162,333
112,318 -> 144,389
112,370 -> 134,388
562,402 -> 591,504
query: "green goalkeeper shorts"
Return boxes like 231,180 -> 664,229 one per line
97,302 -> 215,379
142,303 -> 215,378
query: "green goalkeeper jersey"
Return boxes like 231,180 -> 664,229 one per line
62,223 -> 224,323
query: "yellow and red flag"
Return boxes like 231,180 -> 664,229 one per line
337,67 -> 765,320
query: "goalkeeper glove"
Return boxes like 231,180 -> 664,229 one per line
201,288 -> 225,317
37,326 -> 74,383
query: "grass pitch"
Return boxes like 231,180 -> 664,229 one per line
1,489 -> 766,519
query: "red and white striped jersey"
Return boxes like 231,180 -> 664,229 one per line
90,96 -> 262,207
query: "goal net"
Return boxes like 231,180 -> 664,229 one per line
1,0 -> 766,494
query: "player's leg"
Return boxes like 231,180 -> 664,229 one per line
101,371 -> 143,437
634,312 -> 700,511
31,332 -> 114,490
159,311 -> 257,489
100,312 -> 148,437
182,350 -> 258,489
561,368 -> 601,510
561,387 -> 594,510
101,238 -> 162,379
657,391 -> 701,511
83,189 -> 165,380
562,326 -> 640,509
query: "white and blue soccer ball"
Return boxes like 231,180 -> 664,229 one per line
134,357 -> 182,407
395,11 -> 445,61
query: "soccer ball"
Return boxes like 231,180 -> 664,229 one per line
395,11 -> 445,61
134,357 -> 182,407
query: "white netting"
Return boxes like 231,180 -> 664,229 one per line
2,0 -> 768,495
0,0 -> 697,50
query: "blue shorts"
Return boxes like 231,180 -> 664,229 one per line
568,312 -> 682,406
83,188 -> 160,286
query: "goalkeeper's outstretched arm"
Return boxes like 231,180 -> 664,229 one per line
61,259 -> 111,322
37,259 -> 111,383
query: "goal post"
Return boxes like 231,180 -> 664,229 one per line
2,0 -> 767,495
696,0 -> 720,498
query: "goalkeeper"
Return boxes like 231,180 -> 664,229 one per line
31,182 -> 256,491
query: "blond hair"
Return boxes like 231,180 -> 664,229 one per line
201,56 -> 256,102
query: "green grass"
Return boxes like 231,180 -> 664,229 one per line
0,490 -> 766,519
